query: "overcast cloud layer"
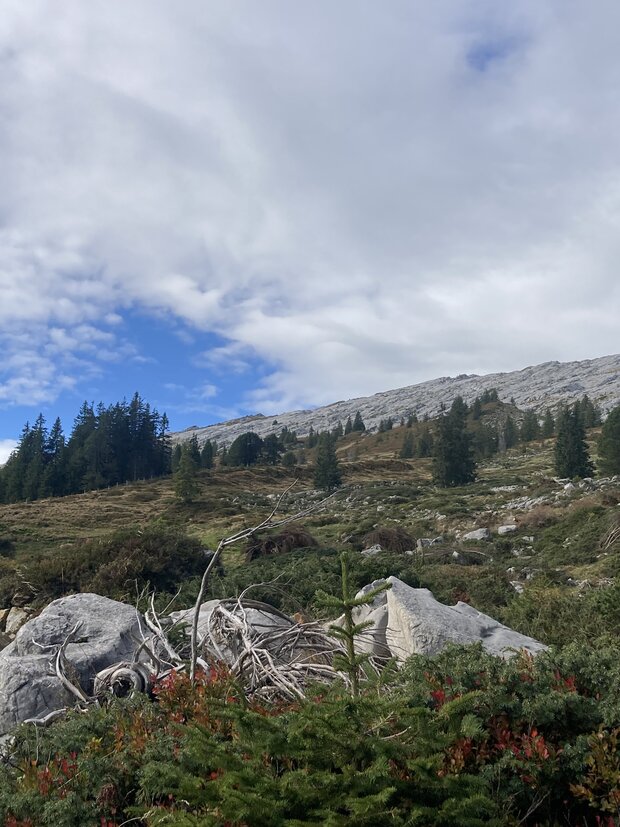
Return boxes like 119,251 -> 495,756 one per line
1,0 -> 619,427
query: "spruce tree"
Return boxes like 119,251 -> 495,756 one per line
542,409 -> 555,438
520,411 -> 540,443
432,397 -> 476,487
227,432 -> 264,467
554,405 -> 594,479
399,431 -> 414,459
598,406 -> 620,475
352,411 -> 366,432
200,440 -> 214,469
504,415 -> 518,449
174,446 -> 200,503
262,433 -> 281,465
313,434 -> 342,492
344,416 -> 353,435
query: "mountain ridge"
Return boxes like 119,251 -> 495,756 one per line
171,353 -> 620,447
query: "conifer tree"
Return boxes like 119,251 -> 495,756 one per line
227,432 -> 264,467
504,415 -> 519,449
319,553 -> 390,697
415,426 -> 434,458
542,409 -> 555,438
432,397 -> 476,487
352,411 -> 366,432
399,431 -> 414,458
554,405 -> 594,478
519,410 -> 540,443
174,446 -> 200,503
344,416 -> 353,435
598,406 -> 620,475
262,433 -> 281,465
200,440 -> 214,469
314,434 -> 342,492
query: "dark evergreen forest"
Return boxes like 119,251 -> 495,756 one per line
0,393 -> 171,503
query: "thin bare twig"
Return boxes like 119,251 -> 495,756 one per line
189,481 -> 340,681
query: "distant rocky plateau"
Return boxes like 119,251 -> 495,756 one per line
172,353 -> 620,448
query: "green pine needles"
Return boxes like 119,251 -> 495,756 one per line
318,552 -> 390,697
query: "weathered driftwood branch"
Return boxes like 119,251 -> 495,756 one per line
197,594 -> 349,701
55,623 -> 91,706
189,481 -> 340,681
93,661 -> 153,700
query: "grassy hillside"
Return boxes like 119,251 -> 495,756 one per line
3,426 -> 620,825
0,425 -> 616,637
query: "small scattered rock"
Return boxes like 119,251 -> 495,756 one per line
5,608 -> 31,637
497,525 -> 517,535
462,528 -> 491,542
361,544 -> 383,557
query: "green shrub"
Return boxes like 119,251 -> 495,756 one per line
203,547 -> 421,618
20,526 -> 208,604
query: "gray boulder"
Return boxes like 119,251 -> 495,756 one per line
462,528 -> 491,542
5,607 -> 32,637
0,594 -> 146,737
360,544 -> 383,557
335,578 -> 546,662
497,525 -> 517,535
384,578 -> 546,659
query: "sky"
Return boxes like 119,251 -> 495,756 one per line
1,1 -> 620,463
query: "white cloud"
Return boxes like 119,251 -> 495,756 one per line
0,1 -> 619,414
0,439 -> 18,465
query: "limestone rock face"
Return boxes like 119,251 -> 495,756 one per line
384,578 -> 546,659
345,577 -> 546,662
0,594 -> 145,737
169,353 -> 620,449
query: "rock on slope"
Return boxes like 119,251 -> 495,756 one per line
0,584 -> 546,737
0,594 -> 144,737
171,353 -> 620,447
347,577 -> 546,660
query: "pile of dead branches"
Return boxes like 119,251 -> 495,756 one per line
362,525 -> 415,553
191,595 -> 347,701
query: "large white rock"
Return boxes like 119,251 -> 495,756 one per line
340,578 -> 546,662
0,594 -> 146,737
384,577 -> 546,659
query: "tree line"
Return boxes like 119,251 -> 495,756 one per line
0,394 -> 171,503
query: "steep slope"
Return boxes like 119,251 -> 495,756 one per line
172,353 -> 620,447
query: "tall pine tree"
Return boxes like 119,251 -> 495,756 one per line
432,397 -> 476,487
554,405 -> 594,479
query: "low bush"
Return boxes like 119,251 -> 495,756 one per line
18,526 -> 209,605
203,547 -> 421,618
3,641 -> 620,824
244,524 -> 319,562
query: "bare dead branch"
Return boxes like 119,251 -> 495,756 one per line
190,481 -> 341,681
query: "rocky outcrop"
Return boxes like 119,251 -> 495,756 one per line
170,353 -> 620,447
0,594 -> 145,737
0,583 -> 547,738
461,528 -> 491,542
347,577 -> 546,661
